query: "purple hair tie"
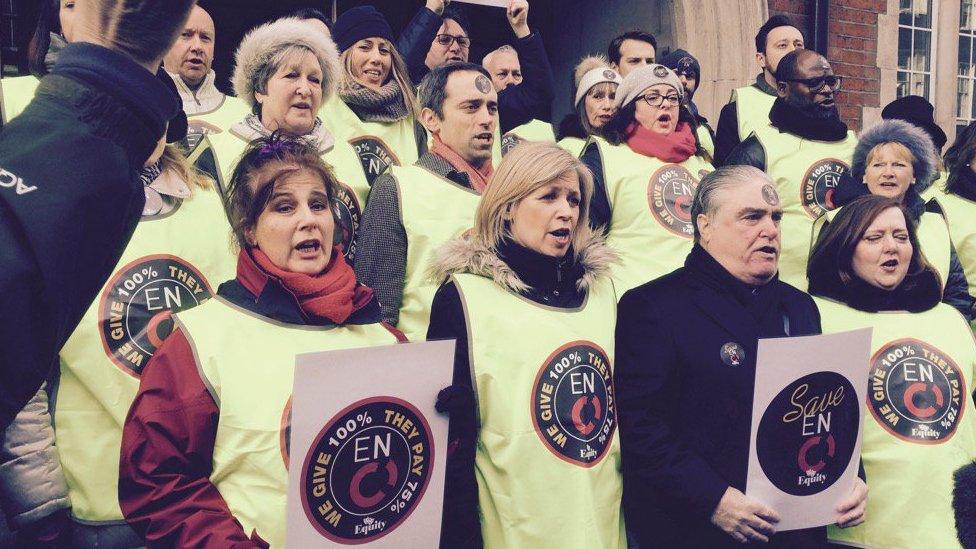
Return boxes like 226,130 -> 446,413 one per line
258,140 -> 292,158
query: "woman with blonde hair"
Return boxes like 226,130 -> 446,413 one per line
322,6 -> 426,185
428,141 -> 625,548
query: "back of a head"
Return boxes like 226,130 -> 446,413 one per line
291,7 -> 333,32
773,49 -> 806,83
953,461 -> 976,548
755,14 -> 798,53
607,30 -> 657,65
82,0 -> 198,66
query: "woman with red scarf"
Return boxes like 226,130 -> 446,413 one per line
118,136 -> 404,548
581,63 -> 714,293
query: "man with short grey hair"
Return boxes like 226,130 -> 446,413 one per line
616,165 -> 868,548
356,62 -> 497,341
483,45 -> 522,91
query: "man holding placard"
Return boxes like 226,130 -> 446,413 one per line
615,165 -> 867,547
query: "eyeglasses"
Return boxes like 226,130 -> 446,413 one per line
637,93 -> 681,107
782,75 -> 842,93
435,34 -> 471,49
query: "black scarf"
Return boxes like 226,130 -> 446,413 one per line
497,239 -> 585,304
685,245 -> 787,332
769,98 -> 849,142
824,271 -> 941,313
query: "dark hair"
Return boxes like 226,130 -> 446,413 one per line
557,113 -> 587,141
773,49 -> 804,83
601,98 -> 697,146
807,195 -> 934,295
944,121 -> 976,195
291,7 -> 332,31
226,133 -> 340,250
418,61 -> 490,118
27,0 -> 61,77
607,31 -> 657,65
95,0 -> 198,66
755,14 -> 801,54
442,5 -> 471,36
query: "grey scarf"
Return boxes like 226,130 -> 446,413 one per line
44,33 -> 67,72
339,79 -> 409,123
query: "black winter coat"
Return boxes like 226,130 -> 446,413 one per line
0,44 -> 178,431
616,245 -> 827,548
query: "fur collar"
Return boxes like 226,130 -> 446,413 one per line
430,231 -> 617,294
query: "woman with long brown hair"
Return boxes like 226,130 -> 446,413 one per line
808,194 -> 976,548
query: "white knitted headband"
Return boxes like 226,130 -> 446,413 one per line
574,67 -> 622,107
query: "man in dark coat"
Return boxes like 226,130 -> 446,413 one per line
0,0 -> 192,431
615,165 -> 867,548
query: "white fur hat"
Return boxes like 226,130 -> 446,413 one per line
232,17 -> 342,109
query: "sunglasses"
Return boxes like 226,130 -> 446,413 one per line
435,34 -> 471,49
782,75 -> 842,93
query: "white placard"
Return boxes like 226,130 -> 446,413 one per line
746,329 -> 871,531
286,340 -> 454,547
454,0 -> 509,7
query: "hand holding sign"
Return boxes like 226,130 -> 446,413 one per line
425,0 -> 451,15
834,477 -> 867,528
710,487 -> 780,544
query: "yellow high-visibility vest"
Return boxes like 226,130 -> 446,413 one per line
589,136 -> 714,293
0,75 -> 39,124
816,297 -> 976,549
452,271 -> 626,548
55,180 -> 235,522
177,297 -> 400,547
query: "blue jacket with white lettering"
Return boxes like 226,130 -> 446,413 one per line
0,43 -> 178,431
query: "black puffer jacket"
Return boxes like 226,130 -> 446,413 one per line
0,43 -> 178,431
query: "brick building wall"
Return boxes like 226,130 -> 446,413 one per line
767,0 -> 887,132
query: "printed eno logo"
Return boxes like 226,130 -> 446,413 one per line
869,338 -> 966,444
99,254 -> 213,376
646,164 -> 700,238
532,341 -> 616,466
333,182 -> 362,262
301,397 -> 434,544
350,136 -> 400,185
801,158 -> 848,218
757,371 -> 858,496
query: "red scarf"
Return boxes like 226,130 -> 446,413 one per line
625,121 -> 698,163
430,134 -> 493,193
247,247 -> 373,324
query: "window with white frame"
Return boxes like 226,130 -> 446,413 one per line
959,0 -> 976,133
898,0 -> 936,101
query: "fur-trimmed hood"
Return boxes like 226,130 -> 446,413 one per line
232,17 -> 342,110
430,232 -> 617,295
852,118 -> 938,193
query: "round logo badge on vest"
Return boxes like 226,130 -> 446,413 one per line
350,136 -> 400,186
720,342 -> 745,367
332,182 -> 362,262
532,341 -> 616,467
98,254 -> 213,377
646,164 -> 700,238
756,372 -> 859,496
300,396 -> 434,544
869,338 -> 966,444
653,65 -> 669,78
501,132 -> 523,156
801,158 -> 848,218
